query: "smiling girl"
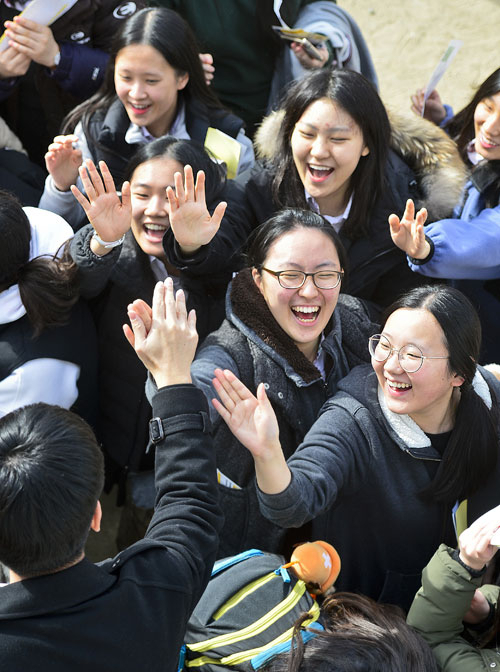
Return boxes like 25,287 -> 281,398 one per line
213,285 -> 500,610
391,68 -> 500,361
66,137 -> 230,535
39,7 -> 253,230
163,67 -> 465,308
144,208 -> 378,557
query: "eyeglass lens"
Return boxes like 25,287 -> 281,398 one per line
369,335 -> 423,373
278,271 -> 340,289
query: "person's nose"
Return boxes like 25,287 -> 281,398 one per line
483,110 -> 500,137
129,80 -> 146,100
383,348 -> 404,374
310,135 -> 329,159
145,194 -> 167,217
298,275 -> 320,298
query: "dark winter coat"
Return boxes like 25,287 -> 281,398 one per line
189,269 -> 379,558
257,364 -> 500,611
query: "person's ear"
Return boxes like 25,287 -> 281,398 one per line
451,373 -> 465,388
176,71 -> 189,91
252,267 -> 265,297
361,144 -> 370,157
90,501 -> 102,533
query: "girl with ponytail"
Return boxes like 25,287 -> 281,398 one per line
0,191 -> 97,420
211,284 -> 500,611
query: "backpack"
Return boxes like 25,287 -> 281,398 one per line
181,549 -> 325,672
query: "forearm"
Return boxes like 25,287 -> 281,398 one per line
47,42 -> 108,98
146,384 -> 223,602
69,224 -> 121,298
408,206 -> 500,280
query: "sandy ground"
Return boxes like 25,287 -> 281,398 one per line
342,0 -> 500,116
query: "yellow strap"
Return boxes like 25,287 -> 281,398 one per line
188,580 -> 308,652
186,602 -> 320,668
213,572 -> 276,621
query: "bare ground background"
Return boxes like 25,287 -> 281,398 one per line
342,0 -> 500,117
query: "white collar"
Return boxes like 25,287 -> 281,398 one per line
124,101 -> 190,145
305,190 -> 353,232
377,370 -> 491,448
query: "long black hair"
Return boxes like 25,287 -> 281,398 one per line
0,192 -> 78,337
445,67 -> 500,160
271,68 -> 391,241
124,136 -> 226,204
383,285 -> 499,503
62,7 -> 222,138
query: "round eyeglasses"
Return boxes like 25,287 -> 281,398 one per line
261,267 -> 344,290
368,334 -> 449,373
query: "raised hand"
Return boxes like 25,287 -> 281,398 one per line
410,88 -> 447,124
71,159 -> 131,251
199,52 -> 214,85
212,369 -> 291,494
167,165 -> 227,256
458,504 -> 500,571
124,278 -> 198,388
45,134 -> 82,191
290,41 -> 329,69
4,16 -> 59,68
389,199 -> 430,260
123,298 -> 153,349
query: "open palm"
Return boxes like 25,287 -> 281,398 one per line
71,159 -> 131,242
167,165 -> 227,254
212,369 -> 280,459
389,198 -> 430,259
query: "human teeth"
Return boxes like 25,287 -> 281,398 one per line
292,306 -> 319,313
387,381 -> 411,389
131,103 -> 149,109
309,165 -> 331,171
145,224 -> 166,231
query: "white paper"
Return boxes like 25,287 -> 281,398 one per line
422,39 -> 463,116
0,0 -> 79,52
273,0 -> 287,27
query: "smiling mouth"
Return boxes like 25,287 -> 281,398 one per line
291,306 -> 320,322
129,102 -> 151,114
479,131 -> 500,148
386,380 -> 412,390
144,223 -> 167,240
307,165 -> 334,182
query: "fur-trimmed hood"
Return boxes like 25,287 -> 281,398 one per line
254,108 -> 468,222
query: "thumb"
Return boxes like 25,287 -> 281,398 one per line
127,310 -> 147,351
388,214 -> 400,233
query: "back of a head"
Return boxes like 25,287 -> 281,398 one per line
0,404 -> 104,578
266,593 -> 438,672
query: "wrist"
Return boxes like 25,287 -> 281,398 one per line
153,371 -> 192,388
409,235 -> 434,265
454,548 -> 487,575
179,243 -> 202,257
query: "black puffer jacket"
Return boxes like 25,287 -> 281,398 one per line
70,225 -> 228,493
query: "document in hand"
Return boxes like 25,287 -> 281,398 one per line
0,0 -> 78,52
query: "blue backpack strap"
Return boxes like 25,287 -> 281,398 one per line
211,549 -> 264,577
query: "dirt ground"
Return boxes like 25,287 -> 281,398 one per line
342,0 -> 500,116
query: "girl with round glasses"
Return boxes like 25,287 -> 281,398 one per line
212,284 -> 500,610
145,207 -> 378,558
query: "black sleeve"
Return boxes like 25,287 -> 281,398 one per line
146,384 -> 223,611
